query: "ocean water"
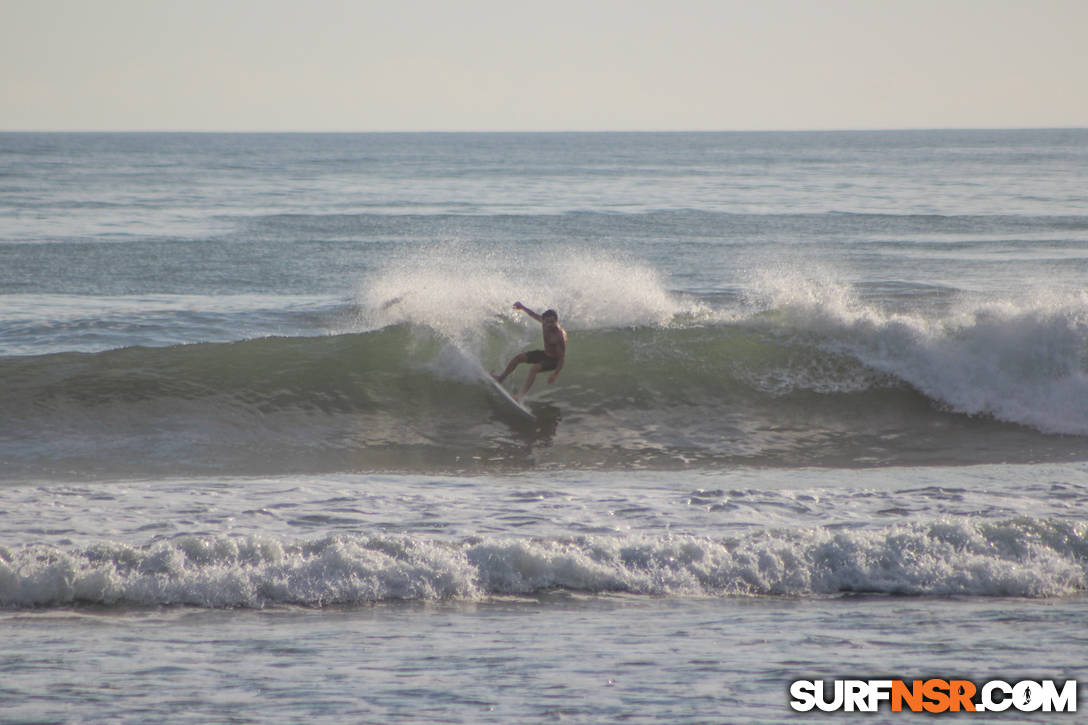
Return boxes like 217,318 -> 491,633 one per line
2,130 -> 1088,723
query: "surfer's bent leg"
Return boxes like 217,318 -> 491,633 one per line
494,352 -> 528,382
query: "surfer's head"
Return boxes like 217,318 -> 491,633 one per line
542,309 -> 558,322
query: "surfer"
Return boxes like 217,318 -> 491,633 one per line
493,302 -> 567,401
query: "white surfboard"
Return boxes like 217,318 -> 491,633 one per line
478,365 -> 535,420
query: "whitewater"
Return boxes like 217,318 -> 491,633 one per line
2,130 -> 1087,723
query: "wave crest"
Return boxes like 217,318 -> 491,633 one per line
745,272 -> 1088,434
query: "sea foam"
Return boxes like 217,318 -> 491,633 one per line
358,243 -> 702,339
746,270 -> 1088,435
3,518 -> 1084,609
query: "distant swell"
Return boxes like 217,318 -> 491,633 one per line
2,518 -> 1085,608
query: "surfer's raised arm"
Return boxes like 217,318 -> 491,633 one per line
513,301 -> 544,322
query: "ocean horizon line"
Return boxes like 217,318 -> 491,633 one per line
3,125 -> 1086,135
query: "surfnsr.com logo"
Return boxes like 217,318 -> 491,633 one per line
789,679 -> 1077,714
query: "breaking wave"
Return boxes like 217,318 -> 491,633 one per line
3,251 -> 1088,478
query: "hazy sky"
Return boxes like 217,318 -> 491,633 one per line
3,0 -> 1085,131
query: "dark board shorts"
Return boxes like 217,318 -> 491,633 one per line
525,350 -> 559,371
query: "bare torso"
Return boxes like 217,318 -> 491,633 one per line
543,322 -> 566,359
